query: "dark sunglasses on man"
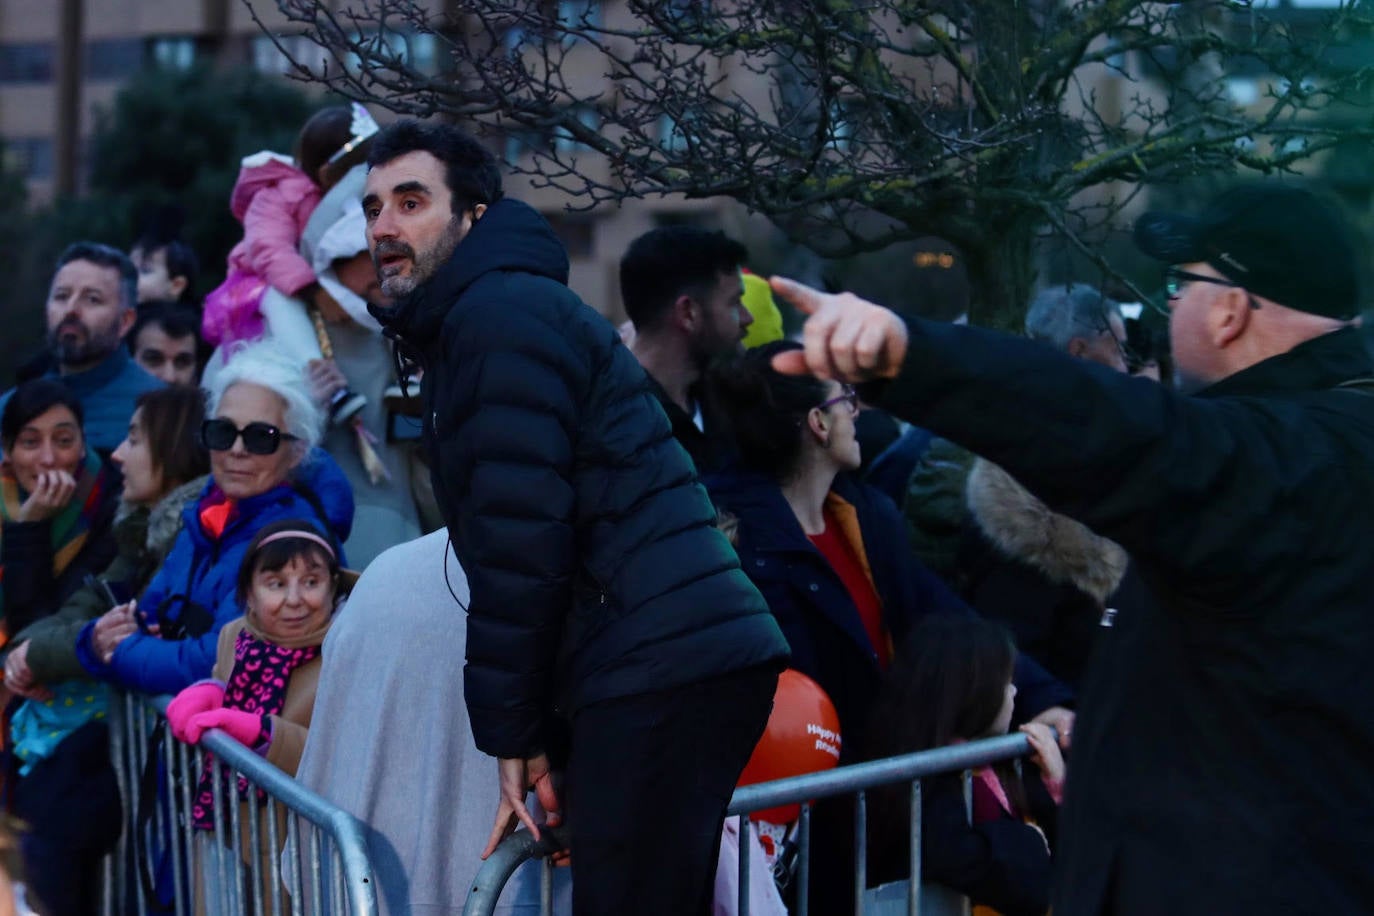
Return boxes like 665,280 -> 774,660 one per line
200,418 -> 298,456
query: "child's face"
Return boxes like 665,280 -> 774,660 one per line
247,554 -> 334,641
131,245 -> 187,303
991,680 -> 1017,736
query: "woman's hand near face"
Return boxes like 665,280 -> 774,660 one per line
14,469 -> 78,522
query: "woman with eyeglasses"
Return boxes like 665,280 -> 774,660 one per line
706,341 -> 1073,912
74,340 -> 354,698
705,341 -> 968,745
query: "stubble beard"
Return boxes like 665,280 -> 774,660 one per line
377,217 -> 467,300
49,318 -> 122,369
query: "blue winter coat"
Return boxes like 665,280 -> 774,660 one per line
706,470 -> 1071,751
76,451 -> 354,695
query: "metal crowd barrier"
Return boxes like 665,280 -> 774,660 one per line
463,730 -> 1042,916
102,690 -> 378,916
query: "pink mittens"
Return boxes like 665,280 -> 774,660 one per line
167,681 -> 225,741
185,707 -> 265,748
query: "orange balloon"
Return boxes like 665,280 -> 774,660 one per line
737,669 -> 842,824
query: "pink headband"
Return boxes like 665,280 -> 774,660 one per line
255,529 -> 336,561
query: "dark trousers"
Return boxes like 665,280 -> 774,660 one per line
565,664 -> 778,916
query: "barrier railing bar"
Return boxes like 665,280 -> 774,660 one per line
460,826 -> 569,916
853,791 -> 867,916
136,694 -> 377,915
728,732 -> 1034,816
333,843 -> 347,915
309,822 -> 325,914
286,810 -> 304,916
738,812 -> 751,916
163,727 -> 187,916
960,771 -> 973,916
232,771 -> 249,909
796,802 -> 811,916
212,757 -> 232,914
267,795 -> 285,916
908,779 -> 921,916
248,784 -> 267,916
540,856 -> 553,916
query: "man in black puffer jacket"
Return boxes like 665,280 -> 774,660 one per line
362,121 -> 789,914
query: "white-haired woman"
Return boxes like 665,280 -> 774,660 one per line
75,340 -> 355,695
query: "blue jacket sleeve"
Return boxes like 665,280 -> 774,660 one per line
75,618 -> 111,678
105,586 -> 242,695
75,546 -> 181,681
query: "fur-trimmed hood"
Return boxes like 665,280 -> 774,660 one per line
112,474 -> 211,566
966,459 -> 1127,604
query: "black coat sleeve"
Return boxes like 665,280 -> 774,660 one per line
436,290 -> 587,760
866,319 -> 1358,596
3,517 -> 118,636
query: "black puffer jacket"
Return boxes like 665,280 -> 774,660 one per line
379,199 -> 789,760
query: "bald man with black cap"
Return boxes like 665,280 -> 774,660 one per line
762,185 -> 1374,915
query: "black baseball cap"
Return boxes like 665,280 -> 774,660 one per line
1133,185 -> 1359,320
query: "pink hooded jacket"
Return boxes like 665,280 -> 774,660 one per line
223,151 -> 321,297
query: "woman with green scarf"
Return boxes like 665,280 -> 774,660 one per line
2,385 -> 206,916
0,380 -> 119,642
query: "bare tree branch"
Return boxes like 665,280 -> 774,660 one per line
254,0 -> 1374,323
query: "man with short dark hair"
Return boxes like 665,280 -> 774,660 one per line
130,235 -> 199,305
2,242 -> 162,454
620,226 -> 751,469
769,185 -> 1374,914
363,120 -> 788,915
128,301 -> 202,386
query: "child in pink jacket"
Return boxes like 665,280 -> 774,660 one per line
203,104 -> 379,424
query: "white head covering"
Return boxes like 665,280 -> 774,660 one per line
300,164 -> 382,333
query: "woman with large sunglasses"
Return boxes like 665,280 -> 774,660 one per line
75,340 -> 354,697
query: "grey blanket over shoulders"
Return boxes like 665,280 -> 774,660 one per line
295,530 -> 564,915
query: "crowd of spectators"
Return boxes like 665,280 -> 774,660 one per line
0,110 -> 1362,916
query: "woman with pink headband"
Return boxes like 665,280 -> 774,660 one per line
166,518 -> 351,912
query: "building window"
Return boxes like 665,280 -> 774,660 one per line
665,0 -> 711,28
544,212 -> 595,258
659,112 -> 696,154
337,29 -> 441,76
826,100 -> 857,153
86,39 -> 144,81
252,34 -> 326,76
5,137 -> 55,180
504,123 -> 553,163
0,42 -> 55,84
552,106 -> 600,154
558,0 -> 601,45
147,36 -> 197,71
